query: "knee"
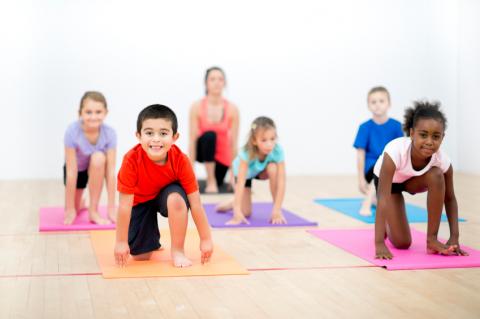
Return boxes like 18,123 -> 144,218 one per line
266,162 -> 278,175
167,193 -> 188,213
202,131 -> 217,143
426,167 -> 445,187
89,152 -> 106,168
391,238 -> 412,250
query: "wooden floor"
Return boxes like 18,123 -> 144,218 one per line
0,174 -> 479,319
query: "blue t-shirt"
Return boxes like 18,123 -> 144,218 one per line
232,144 -> 285,179
64,120 -> 117,171
353,118 -> 403,173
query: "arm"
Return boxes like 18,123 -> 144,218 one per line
375,154 -> 396,259
356,149 -> 368,194
187,191 -> 213,263
188,103 -> 199,166
271,161 -> 286,224
64,147 -> 78,212
114,193 -> 134,266
229,104 -> 240,160
444,165 -> 468,255
227,159 -> 249,224
105,148 -> 117,217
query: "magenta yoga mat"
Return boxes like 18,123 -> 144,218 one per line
307,228 -> 480,270
39,206 -> 115,232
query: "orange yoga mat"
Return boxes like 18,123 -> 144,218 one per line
90,230 -> 249,278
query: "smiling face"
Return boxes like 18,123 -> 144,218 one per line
79,98 -> 107,130
410,118 -> 445,160
253,128 -> 277,158
205,69 -> 225,96
367,91 -> 390,118
136,118 -> 179,164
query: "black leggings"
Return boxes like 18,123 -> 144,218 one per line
196,131 -> 229,187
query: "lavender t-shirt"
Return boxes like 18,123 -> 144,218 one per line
64,120 -> 117,171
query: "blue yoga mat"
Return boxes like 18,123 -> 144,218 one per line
314,198 -> 466,224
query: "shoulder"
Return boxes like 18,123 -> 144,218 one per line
65,120 -> 80,134
102,123 -> 117,137
226,101 -> 239,116
358,119 -> 373,129
122,144 -> 142,163
190,100 -> 203,113
388,118 -> 403,128
385,137 -> 408,152
169,144 -> 189,162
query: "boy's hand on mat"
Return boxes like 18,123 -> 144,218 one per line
375,243 -> 393,259
446,239 -> 469,256
114,241 -> 130,267
200,238 -> 214,264
358,179 -> 368,194
270,211 -> 287,224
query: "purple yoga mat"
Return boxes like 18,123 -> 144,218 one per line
308,228 -> 480,270
203,202 -> 317,228
39,206 -> 115,232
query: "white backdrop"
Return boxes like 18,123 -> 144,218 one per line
0,0 -> 478,179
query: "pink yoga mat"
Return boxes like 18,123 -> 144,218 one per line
39,206 -> 115,232
307,228 -> 480,270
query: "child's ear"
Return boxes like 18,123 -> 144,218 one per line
172,132 -> 180,142
409,128 -> 414,138
136,131 -> 141,141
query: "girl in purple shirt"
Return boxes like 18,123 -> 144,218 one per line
63,91 -> 117,225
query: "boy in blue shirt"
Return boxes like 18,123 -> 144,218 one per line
353,86 -> 403,216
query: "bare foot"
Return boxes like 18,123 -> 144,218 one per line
215,200 -> 233,212
359,206 -> 372,216
89,211 -> 110,225
64,209 -> 77,225
171,250 -> 192,267
108,207 -> 117,223
427,239 -> 457,255
204,183 -> 219,194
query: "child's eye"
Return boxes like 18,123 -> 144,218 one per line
85,111 -> 92,115
420,133 -> 427,138
145,132 -> 153,136
161,132 -> 167,136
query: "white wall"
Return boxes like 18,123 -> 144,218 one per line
0,0 -> 474,179
458,0 -> 480,174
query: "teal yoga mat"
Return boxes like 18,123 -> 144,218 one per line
314,198 -> 466,224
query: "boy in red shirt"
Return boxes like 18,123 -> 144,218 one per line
114,104 -> 213,267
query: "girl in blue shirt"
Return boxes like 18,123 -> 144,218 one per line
216,116 -> 286,225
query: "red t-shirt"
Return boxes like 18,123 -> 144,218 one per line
117,144 -> 198,206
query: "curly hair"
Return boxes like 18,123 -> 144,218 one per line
403,100 -> 447,136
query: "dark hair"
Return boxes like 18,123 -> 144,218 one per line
79,91 -> 107,115
244,116 -> 277,160
204,66 -> 226,95
367,86 -> 390,102
403,100 -> 447,136
136,104 -> 178,134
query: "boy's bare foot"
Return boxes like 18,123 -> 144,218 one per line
427,239 -> 457,255
215,201 -> 233,212
171,250 -> 192,267
359,206 -> 372,216
64,209 -> 77,225
89,211 -> 110,225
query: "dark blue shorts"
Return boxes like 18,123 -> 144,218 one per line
128,183 -> 190,255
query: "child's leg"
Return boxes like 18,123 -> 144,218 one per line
359,183 -> 375,216
404,167 -> 455,254
166,192 -> 192,267
241,187 -> 252,217
204,162 -> 219,193
74,189 -> 86,211
264,163 -> 278,200
384,193 -> 412,249
87,152 -> 109,224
